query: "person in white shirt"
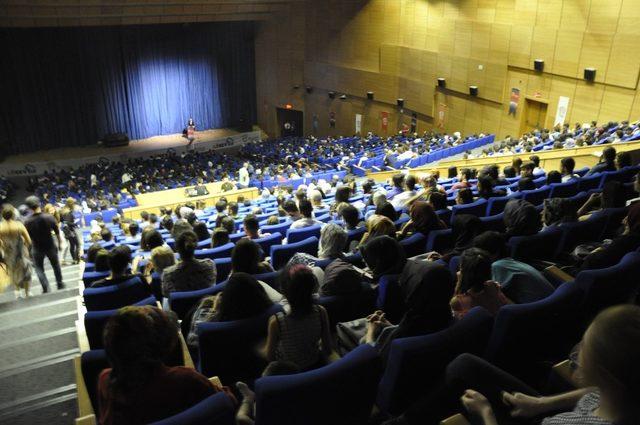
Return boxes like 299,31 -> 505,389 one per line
310,190 -> 328,210
391,175 -> 418,209
560,157 -> 579,183
289,199 -> 322,230
238,163 -> 250,188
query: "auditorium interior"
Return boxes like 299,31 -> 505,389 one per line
1,1 -> 640,424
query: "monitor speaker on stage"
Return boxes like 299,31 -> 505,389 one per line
101,133 -> 129,148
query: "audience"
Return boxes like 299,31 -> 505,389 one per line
161,231 -> 216,296
398,201 -> 446,239
0,204 -> 33,298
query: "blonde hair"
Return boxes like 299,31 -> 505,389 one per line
150,245 -> 176,273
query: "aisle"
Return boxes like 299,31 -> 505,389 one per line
0,261 -> 82,425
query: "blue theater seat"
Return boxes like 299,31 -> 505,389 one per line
548,180 -> 579,198
554,213 -> 608,257
450,198 -> 488,222
169,282 -> 227,320
521,186 -> 550,206
485,193 -> 522,216
376,307 -> 494,415
253,232 -> 283,256
254,344 -> 382,425
399,232 -> 427,257
83,277 -> 151,311
214,257 -> 232,283
197,304 -> 283,384
270,237 -> 319,270
507,226 -> 563,262
479,212 -> 505,233
286,224 -> 322,244
194,242 -> 234,261
425,228 -> 453,253
149,393 -> 235,425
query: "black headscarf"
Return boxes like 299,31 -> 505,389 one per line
360,235 -> 407,279
503,199 -> 541,237
451,214 -> 482,253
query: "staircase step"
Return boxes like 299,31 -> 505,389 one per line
0,358 -> 77,406
0,290 -> 78,313
0,311 -> 78,341
0,387 -> 77,425
0,328 -> 77,369
0,298 -> 78,327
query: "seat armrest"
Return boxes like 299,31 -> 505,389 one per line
75,415 -> 97,425
74,355 -> 95,419
543,265 -> 574,286
440,413 -> 470,425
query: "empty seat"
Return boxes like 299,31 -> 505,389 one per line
194,242 -> 234,261
270,237 -> 319,270
377,307 -> 494,415
83,277 -> 151,311
286,224 -> 322,244
84,296 -> 157,349
450,198 -> 488,222
254,344 -> 382,425
197,304 -> 283,384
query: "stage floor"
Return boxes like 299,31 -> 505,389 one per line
4,128 -> 240,166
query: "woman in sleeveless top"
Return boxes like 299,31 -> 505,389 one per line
263,264 -> 336,370
0,205 -> 33,297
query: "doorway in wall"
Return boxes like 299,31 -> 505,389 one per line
276,107 -> 303,138
520,98 -> 548,135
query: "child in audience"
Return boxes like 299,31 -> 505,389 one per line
263,264 -> 336,370
98,306 -> 235,424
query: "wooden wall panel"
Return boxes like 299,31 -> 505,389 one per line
553,31 -> 584,77
578,32 -> 613,83
606,34 -> 640,89
599,86 -> 635,123
508,26 -> 533,68
530,27 -> 557,72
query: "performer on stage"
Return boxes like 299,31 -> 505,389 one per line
185,118 -> 196,148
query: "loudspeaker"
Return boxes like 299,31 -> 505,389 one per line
469,86 -> 478,96
437,77 -> 446,88
101,133 -> 129,148
397,98 -> 404,108
367,91 -> 374,100
328,91 -> 336,99
584,68 -> 596,82
534,59 -> 544,72
305,86 -> 313,94
339,94 -> 347,100
293,85 -> 300,90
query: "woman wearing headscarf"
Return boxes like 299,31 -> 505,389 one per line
375,201 -> 398,222
581,202 -> 640,271
360,235 -> 407,280
363,260 -> 454,360
503,199 -> 541,237
398,201 -> 447,239
353,214 -> 397,252
440,214 -> 482,262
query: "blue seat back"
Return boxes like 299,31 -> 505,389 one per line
425,228 -> 453,253
450,198 -> 487,222
197,304 -> 283,384
399,232 -> 427,258
169,282 -> 227,320
548,181 -> 579,198
485,193 -> 521,216
254,271 -> 281,291
82,271 -> 110,287
149,393 -> 235,425
286,224 -> 322,244
83,277 -> 150,311
84,296 -> 157,349
254,345 -> 382,425
214,257 -> 232,283
377,307 -> 494,415
194,242 -> 234,260
555,214 -> 608,257
521,187 -> 550,206
507,226 -> 563,261
254,232 -> 283,256
270,237 -> 319,269
261,221 -> 292,236
479,212 -> 505,233
578,174 -> 602,192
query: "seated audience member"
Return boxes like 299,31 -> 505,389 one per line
520,161 -> 535,178
161,231 -> 216,297
93,249 -> 110,272
375,201 -> 399,222
440,215 -> 482,262
310,190 -> 328,210
187,273 -> 275,350
517,176 -> 536,192
265,215 -> 279,226
363,260 -> 454,359
581,202 -> 640,271
391,304 -> 640,425
355,214 -> 397,251
243,214 -> 268,240
263,265 -> 336,371
288,223 -> 348,271
171,218 -> 192,240
160,215 -> 174,232
211,228 -> 230,248
360,235 -> 407,280
98,306 -> 233,424
318,255 -> 362,296
503,165 -> 516,178
338,204 -> 364,230
124,222 -> 141,244
91,246 -> 147,291
542,198 -> 578,228
450,248 -> 512,319
231,238 -> 274,276
472,231 -> 554,303
218,216 -> 235,235
427,191 -> 449,211
476,176 -> 506,200
451,169 -> 472,190
289,200 -> 321,230
586,146 -> 617,176
456,188 -> 474,205
398,201 -> 446,239
386,174 -> 406,201
86,242 -> 103,263
192,221 -> 210,242
391,175 -> 418,209
227,202 -> 240,220
616,151 -> 632,169
545,170 -> 562,185
332,186 -> 352,212
503,199 -> 541,237
560,157 -> 580,182
100,228 -> 114,246
139,228 -> 166,259
529,155 -> 545,174
578,180 -> 627,219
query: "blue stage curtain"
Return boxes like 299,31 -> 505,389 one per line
0,22 -> 256,155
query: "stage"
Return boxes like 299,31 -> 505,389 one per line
0,128 -> 262,177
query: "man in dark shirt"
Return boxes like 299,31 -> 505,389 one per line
24,196 -> 64,292
585,146 -> 617,176
91,245 -> 148,293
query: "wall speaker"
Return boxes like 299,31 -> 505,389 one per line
293,85 -> 300,90
367,91 -> 374,100
305,86 -> 313,94
584,68 -> 596,82
534,59 -> 544,72
397,98 -> 404,108
437,77 -> 446,88
469,86 -> 478,96
339,94 -> 347,100
328,91 -> 335,99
